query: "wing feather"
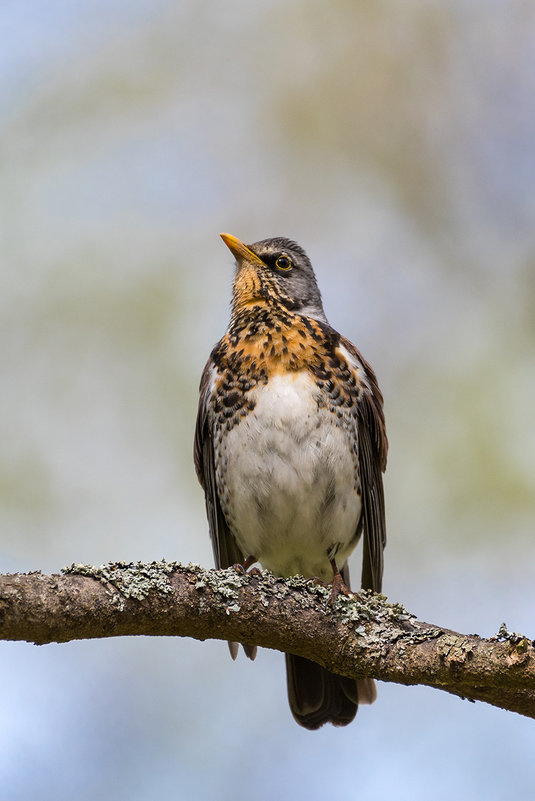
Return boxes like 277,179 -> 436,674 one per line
194,358 -> 245,570
338,337 -> 388,593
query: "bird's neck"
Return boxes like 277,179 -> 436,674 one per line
228,301 -> 295,345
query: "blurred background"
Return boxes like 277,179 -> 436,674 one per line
1,1 -> 535,798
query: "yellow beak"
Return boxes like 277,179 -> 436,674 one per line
220,233 -> 265,265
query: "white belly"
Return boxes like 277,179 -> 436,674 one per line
214,372 -> 361,580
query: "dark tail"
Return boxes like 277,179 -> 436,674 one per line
285,653 -> 376,729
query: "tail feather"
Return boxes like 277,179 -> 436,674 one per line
228,641 -> 257,661
357,677 -> 377,705
286,653 -> 374,730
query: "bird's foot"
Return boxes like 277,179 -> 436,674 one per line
326,557 -> 362,607
327,573 -> 359,607
232,555 -> 260,576
309,573 -> 359,605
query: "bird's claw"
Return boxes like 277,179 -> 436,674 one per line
232,555 -> 259,576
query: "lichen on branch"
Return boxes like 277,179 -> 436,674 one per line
0,561 -> 533,719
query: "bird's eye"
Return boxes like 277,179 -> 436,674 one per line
275,255 -> 292,271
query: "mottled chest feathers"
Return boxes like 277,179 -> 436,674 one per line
210,308 -> 363,426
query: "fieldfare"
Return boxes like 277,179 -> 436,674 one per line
194,233 -> 387,729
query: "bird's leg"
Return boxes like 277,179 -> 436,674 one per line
327,558 -> 357,606
232,555 -> 261,576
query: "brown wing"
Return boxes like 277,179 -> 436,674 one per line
338,336 -> 388,594
194,358 -> 245,570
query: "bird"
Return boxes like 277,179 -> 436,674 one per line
194,233 -> 387,729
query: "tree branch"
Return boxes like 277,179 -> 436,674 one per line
1,561 -> 533,718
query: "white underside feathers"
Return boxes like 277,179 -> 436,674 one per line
215,371 -> 361,581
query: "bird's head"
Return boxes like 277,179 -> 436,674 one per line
220,233 -> 327,323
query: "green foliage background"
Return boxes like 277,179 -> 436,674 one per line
1,2 -> 534,799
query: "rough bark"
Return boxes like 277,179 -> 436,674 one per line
1,561 -> 533,718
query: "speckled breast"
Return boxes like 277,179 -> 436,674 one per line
207,307 -> 364,580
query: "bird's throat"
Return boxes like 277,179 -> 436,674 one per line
231,264 -> 270,312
